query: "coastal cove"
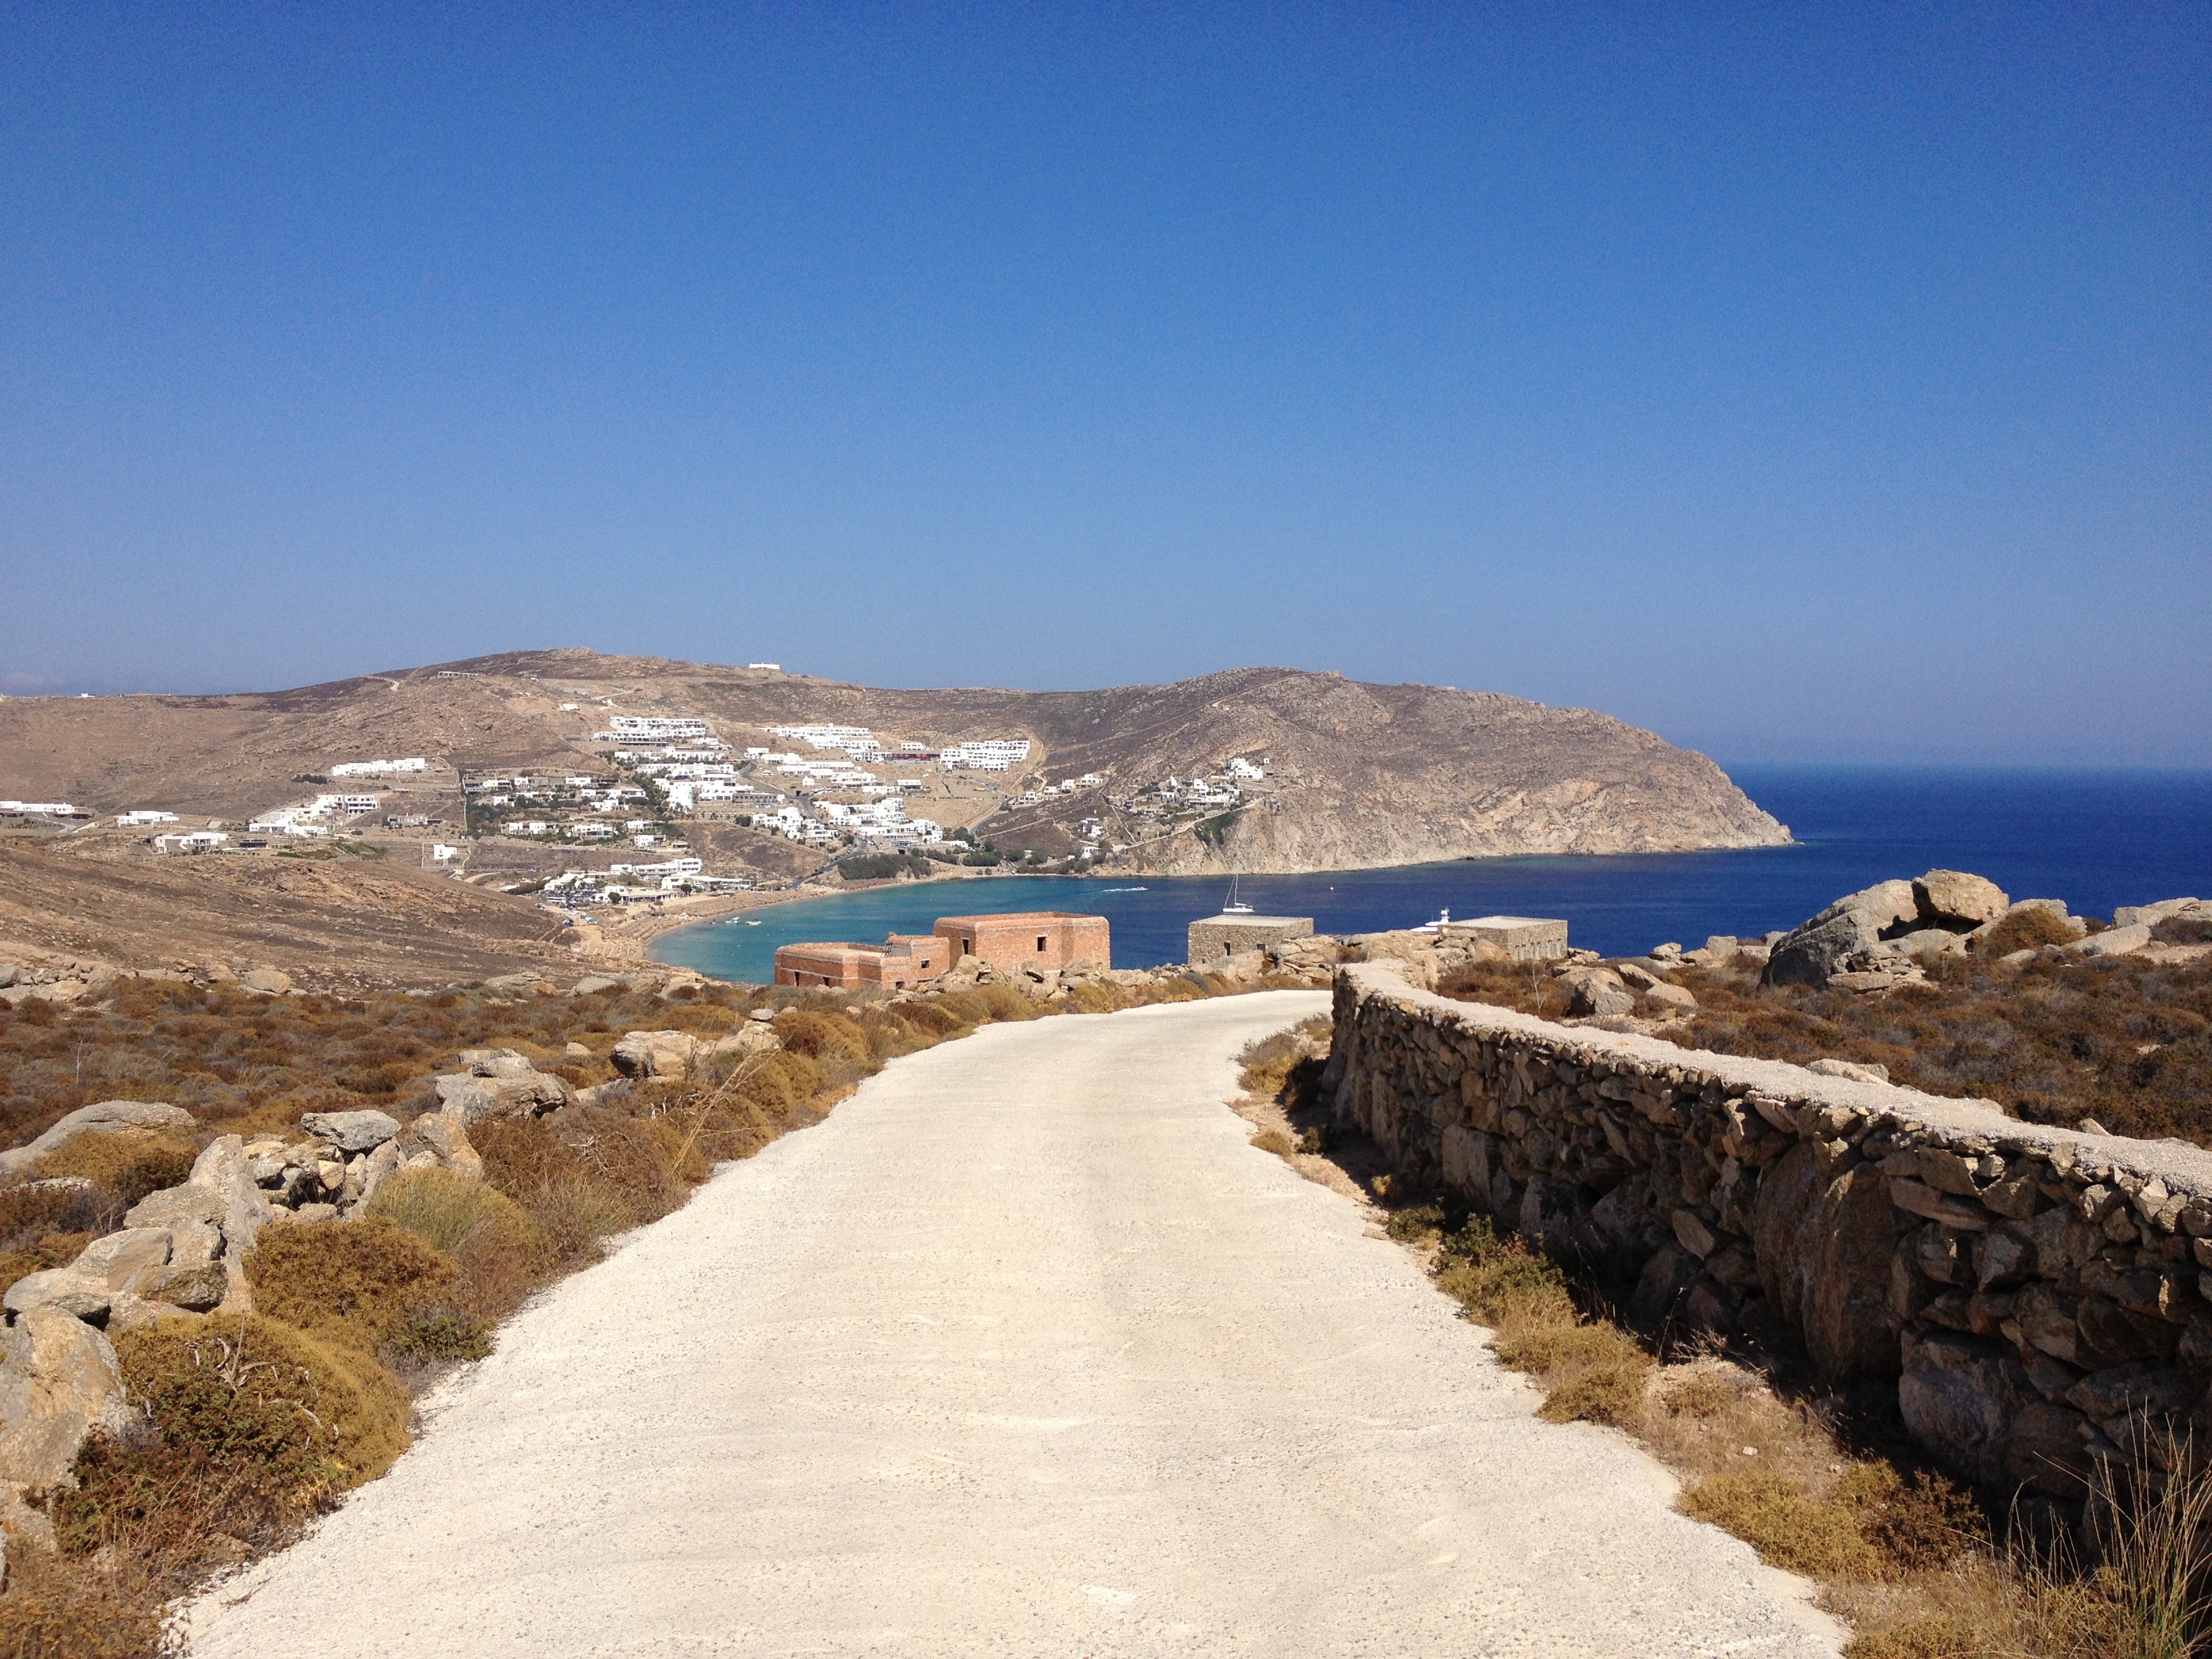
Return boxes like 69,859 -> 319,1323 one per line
653,766 -> 2212,980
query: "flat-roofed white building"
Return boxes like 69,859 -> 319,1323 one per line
942,739 -> 1032,771
608,716 -> 709,740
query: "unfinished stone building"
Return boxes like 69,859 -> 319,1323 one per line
1187,914 -> 1313,967
931,912 -> 1109,975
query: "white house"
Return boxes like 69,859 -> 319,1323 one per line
153,830 -> 228,853
608,716 -> 709,740
941,739 -> 1032,771
117,810 -> 179,826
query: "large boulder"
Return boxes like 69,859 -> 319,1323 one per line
1752,1142 -> 1903,1378
239,966 -> 292,994
123,1136 -> 270,1314
455,1048 -> 539,1079
1912,870 -> 2009,930
611,1031 -> 702,1080
300,1109 -> 402,1153
2114,897 -> 2204,929
1897,1330 -> 2029,1489
1762,875 -> 2008,987
1565,970 -> 1633,1018
2,1227 -> 178,1324
2072,924 -> 2154,959
0,1308 -> 132,1489
0,1100 -> 194,1177
394,1111 -> 483,1181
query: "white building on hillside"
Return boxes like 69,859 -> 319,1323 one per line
608,716 -> 709,741
942,739 -> 1032,771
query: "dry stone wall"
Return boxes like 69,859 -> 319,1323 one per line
1324,962 -> 2212,1513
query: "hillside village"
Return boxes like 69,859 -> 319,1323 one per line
1,692 -> 1279,937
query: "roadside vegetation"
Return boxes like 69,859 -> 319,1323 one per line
1235,1023 -> 2212,1658
1437,947 -> 2212,1146
0,965 -> 1299,1654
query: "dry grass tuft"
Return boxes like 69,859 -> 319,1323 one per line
1683,1468 -> 1888,1580
1431,1218 -> 1655,1426
369,1166 -> 548,1332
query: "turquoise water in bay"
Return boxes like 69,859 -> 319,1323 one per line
652,767 -> 2212,983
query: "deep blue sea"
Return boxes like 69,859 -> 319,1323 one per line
653,767 -> 2212,983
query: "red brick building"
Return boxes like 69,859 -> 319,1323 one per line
773,912 -> 1110,989
930,912 -> 1110,975
773,931 -> 949,990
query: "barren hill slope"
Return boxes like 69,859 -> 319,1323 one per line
0,649 -> 1785,875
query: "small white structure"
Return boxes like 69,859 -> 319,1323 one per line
0,800 -> 82,816
747,662 -> 782,671
330,757 -> 428,777
154,830 -> 228,853
117,810 -> 180,827
608,716 -> 709,741
431,844 -> 459,862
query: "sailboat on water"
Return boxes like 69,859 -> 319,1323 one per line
1221,874 -> 1255,915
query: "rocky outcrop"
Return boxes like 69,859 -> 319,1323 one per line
0,1100 -> 195,1177
1326,961 -> 2212,1515
611,1031 -> 703,1080
0,1309 -> 131,1490
120,1136 -> 272,1315
1764,871 -> 2025,990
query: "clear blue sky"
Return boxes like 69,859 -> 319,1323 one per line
3,4 -> 2206,764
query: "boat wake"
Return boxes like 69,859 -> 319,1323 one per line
1101,886 -> 1148,893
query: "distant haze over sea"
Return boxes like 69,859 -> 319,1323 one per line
656,766 -> 2212,978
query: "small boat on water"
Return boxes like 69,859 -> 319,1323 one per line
1101,886 -> 1148,893
1413,907 -> 1452,935
1221,876 -> 1255,915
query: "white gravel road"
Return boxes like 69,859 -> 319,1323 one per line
188,990 -> 1838,1658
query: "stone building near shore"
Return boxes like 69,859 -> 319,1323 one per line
772,933 -> 949,991
1188,914 -> 1313,968
775,912 -> 1109,989
930,912 -> 1109,977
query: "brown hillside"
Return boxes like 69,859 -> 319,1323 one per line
0,647 -> 1785,877
0,835 -> 569,990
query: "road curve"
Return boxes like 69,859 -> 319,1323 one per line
190,991 -> 1837,1658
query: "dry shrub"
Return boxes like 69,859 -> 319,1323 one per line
369,1166 -> 548,1324
0,1555 -> 164,1659
1500,1321 -> 1654,1426
771,1009 -> 870,1067
60,1312 -> 411,1573
1683,1469 -> 1888,1580
473,1107 -> 689,1265
1236,1031 -> 1301,1098
1060,981 -> 1130,1015
0,1179 -> 101,1296
1249,1128 -> 1296,1159
1979,907 -> 2081,956
1431,1218 -> 1654,1426
1841,1614 -> 1980,1658
243,1215 -> 456,1355
30,1128 -> 199,1213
